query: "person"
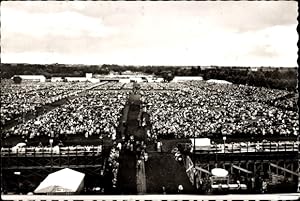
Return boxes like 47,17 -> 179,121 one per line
136,144 -> 141,159
262,180 -> 267,193
142,117 -> 146,127
162,186 -> 166,194
178,184 -> 183,193
130,143 -> 134,152
49,139 -> 53,147
130,135 -> 134,142
251,177 -> 255,192
38,142 -> 43,147
237,180 -> 241,190
144,152 -> 148,162
137,159 -> 142,169
198,178 -> 203,193
58,140 -> 64,146
138,110 -> 142,127
157,141 -> 162,152
117,142 -> 122,151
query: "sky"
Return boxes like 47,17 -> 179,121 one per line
1,1 -> 298,67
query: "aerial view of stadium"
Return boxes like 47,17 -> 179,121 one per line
1,1 -> 299,201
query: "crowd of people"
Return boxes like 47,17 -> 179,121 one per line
140,82 -> 178,91
140,81 -> 299,139
93,82 -> 133,90
2,89 -> 128,144
107,147 -> 120,189
2,80 -> 298,144
0,80 -> 95,127
1,79 -> 298,195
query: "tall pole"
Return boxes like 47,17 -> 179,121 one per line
193,125 -> 196,189
223,136 -> 226,153
297,135 -> 300,192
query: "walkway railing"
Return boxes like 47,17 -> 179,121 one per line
194,141 -> 299,154
1,145 -> 103,157
2,141 -> 298,158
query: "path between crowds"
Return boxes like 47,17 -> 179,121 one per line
136,159 -> 146,194
117,90 -> 194,194
116,93 -> 146,194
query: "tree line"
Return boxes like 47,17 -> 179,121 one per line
1,63 -> 298,91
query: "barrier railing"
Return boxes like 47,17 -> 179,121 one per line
1,141 -> 299,157
194,141 -> 299,154
1,145 -> 103,157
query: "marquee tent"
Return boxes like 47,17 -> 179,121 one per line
190,138 -> 211,151
171,76 -> 203,82
211,168 -> 229,177
34,168 -> 85,194
207,79 -> 232,85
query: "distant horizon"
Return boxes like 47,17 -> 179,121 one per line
1,62 -> 298,68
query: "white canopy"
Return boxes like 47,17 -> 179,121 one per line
207,79 -> 232,85
190,138 -> 211,151
15,142 -> 26,147
211,168 -> 229,177
171,76 -> 203,82
34,168 -> 85,194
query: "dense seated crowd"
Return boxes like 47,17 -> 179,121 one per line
94,82 -> 124,90
93,82 -> 133,90
139,82 -> 179,91
141,81 -> 299,139
2,90 -> 128,142
0,80 -> 95,127
122,82 -> 134,90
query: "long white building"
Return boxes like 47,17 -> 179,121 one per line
12,75 -> 46,82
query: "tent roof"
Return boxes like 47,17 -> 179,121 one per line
34,168 -> 85,193
207,79 -> 232,84
190,138 -> 211,147
172,76 -> 203,82
12,75 -> 46,79
211,168 -> 229,177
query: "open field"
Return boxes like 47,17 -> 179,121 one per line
1,80 -> 299,195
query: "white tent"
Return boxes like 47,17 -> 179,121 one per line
12,75 -> 46,82
34,168 -> 85,194
190,138 -> 211,151
207,79 -> 232,85
211,168 -> 229,177
171,76 -> 203,82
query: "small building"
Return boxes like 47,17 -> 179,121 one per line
250,67 -> 258,72
151,77 -> 164,83
65,77 -> 88,82
130,77 -> 145,83
98,77 -> 119,82
171,76 -> 203,82
190,138 -> 211,151
51,77 -> 63,82
119,78 -> 131,83
86,73 -> 93,79
12,75 -> 46,82
88,78 -> 100,83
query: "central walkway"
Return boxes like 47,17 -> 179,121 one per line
136,159 -> 146,194
117,92 -> 147,194
117,88 -> 193,195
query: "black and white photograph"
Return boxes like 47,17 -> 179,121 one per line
1,1 -> 299,201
